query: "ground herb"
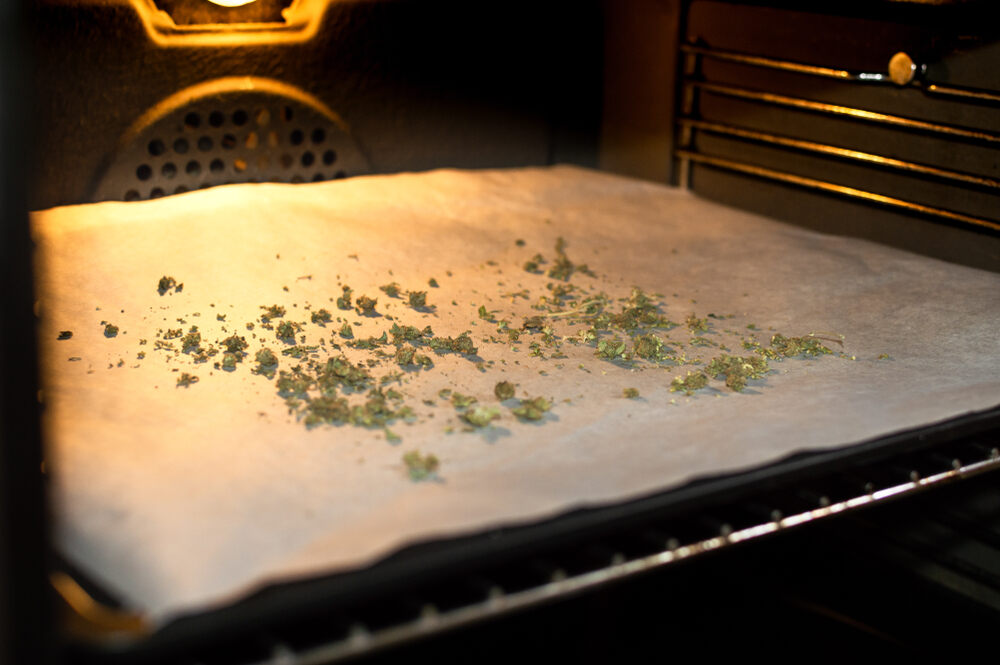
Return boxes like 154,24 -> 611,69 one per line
176,372 -> 198,387
450,392 -> 477,408
389,323 -> 433,344
512,396 -> 552,421
769,334 -> 833,358
632,333 -> 665,361
163,328 -> 182,339
103,323 -> 119,338
254,348 -> 278,378
380,282 -> 402,297
670,371 -> 708,395
462,405 -> 501,427
408,291 -> 427,308
158,276 -> 176,293
311,309 -> 332,324
428,278 -> 439,288
260,304 -> 286,321
221,353 -> 239,371
548,237 -> 574,281
494,380 -> 515,401
57,331 -> 73,340
181,329 -> 201,352
395,346 -> 416,366
686,314 -> 709,334
282,345 -> 319,358
355,295 -> 378,316
349,332 -> 388,350
222,334 -> 249,354
339,322 -> 354,338
276,321 -> 299,341
402,450 -> 439,481
623,388 -> 640,399
428,332 -> 477,356
705,354 -> 769,392
524,254 -> 544,273
336,286 -> 353,310
478,305 -> 496,322
596,336 -> 628,361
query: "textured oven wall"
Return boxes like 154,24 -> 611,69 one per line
27,0 -> 603,209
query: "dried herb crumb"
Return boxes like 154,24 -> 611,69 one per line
355,295 -> 378,316
428,278 -> 439,288
623,388 -> 640,399
103,323 -> 119,338
157,276 -> 178,295
57,331 -> 73,340
494,380 -> 515,401
380,282 -> 402,298
512,396 -> 552,421
177,372 -> 199,387
408,291 -> 427,308
403,450 -> 439,481
462,405 -> 501,427
336,286 -> 353,310
311,308 -> 332,324
670,371 -> 709,395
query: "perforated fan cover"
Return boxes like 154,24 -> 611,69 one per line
92,81 -> 370,202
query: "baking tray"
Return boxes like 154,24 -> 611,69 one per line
62,404 -> 1000,663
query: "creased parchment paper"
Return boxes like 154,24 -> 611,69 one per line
33,166 -> 1000,624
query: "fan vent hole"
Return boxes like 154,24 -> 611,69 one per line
137,164 -> 152,181
301,151 -> 315,167
173,138 -> 189,154
186,160 -> 201,176
323,150 -> 336,165
221,134 -> 237,150
198,136 -> 213,152
148,139 -> 166,157
290,129 -> 304,146
209,110 -> 225,128
210,159 -> 225,173
233,109 -> 249,126
184,112 -> 200,129
161,163 -> 177,179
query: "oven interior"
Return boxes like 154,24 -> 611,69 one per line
2,0 -> 999,663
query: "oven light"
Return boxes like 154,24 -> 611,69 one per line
206,0 -> 258,6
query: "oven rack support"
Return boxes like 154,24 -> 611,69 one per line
130,443 -> 998,665
674,43 -> 1000,234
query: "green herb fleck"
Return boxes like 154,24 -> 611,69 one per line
57,331 -> 73,340
176,372 -> 199,387
336,286 -> 353,310
311,309 -> 332,324
408,291 -> 427,308
403,450 -> 439,481
512,396 -> 552,421
355,295 -> 378,316
103,323 -> 119,338
380,282 -> 402,297
494,380 -> 515,401
462,405 -> 501,427
623,388 -> 640,399
670,371 -> 708,395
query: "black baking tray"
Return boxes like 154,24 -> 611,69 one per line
62,403 -> 1000,663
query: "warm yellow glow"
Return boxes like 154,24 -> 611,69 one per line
206,0 -> 258,6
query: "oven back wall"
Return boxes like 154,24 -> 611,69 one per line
27,0 -> 603,209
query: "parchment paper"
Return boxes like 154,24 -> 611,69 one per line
33,166 -> 1000,624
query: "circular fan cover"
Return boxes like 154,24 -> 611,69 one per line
92,78 -> 370,202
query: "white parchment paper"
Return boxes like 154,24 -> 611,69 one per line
33,166 -> 1000,624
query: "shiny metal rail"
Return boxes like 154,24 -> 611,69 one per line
680,43 -> 1000,104
675,151 -> 1000,233
677,119 -> 1000,190
693,81 -> 1000,144
242,447 -> 1000,665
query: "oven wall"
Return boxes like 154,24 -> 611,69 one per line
600,0 -> 1000,272
27,0 -> 604,210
